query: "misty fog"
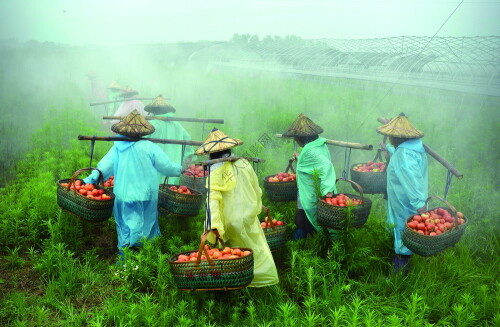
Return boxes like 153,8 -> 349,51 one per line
0,1 -> 499,195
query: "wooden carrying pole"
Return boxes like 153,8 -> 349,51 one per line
103,116 -> 224,124
78,135 -> 203,146
89,98 -> 160,106
200,157 -> 265,166
275,134 -> 373,150
377,117 -> 463,178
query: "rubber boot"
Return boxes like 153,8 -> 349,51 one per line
393,254 -> 412,275
116,248 -> 126,266
293,228 -> 308,240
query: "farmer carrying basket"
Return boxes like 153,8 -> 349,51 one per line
378,113 -> 428,275
198,128 -> 279,288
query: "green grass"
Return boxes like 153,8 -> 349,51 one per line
0,67 -> 498,326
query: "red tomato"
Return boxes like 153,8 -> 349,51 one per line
417,223 -> 425,230
84,184 -> 95,191
79,189 -> 87,195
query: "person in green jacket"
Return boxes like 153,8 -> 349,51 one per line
282,114 -> 338,239
144,95 -> 194,184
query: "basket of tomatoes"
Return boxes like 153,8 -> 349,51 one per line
260,206 -> 287,252
317,178 -> 372,229
57,168 -> 115,222
169,231 -> 254,291
263,171 -> 297,202
179,164 -> 208,196
402,196 -> 468,256
350,160 -> 387,194
158,177 -> 203,217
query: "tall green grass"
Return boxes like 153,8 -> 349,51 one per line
0,69 -> 498,326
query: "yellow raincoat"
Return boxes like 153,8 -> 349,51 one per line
206,159 -> 279,288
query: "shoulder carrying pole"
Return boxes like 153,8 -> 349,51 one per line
275,134 -> 373,150
103,116 -> 224,124
90,98 -> 160,106
78,135 -> 203,146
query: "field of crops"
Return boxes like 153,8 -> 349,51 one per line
0,49 -> 499,326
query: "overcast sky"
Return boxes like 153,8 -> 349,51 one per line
0,0 -> 499,45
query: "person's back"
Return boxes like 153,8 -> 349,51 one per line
84,110 -> 182,258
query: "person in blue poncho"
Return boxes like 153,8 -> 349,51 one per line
378,113 -> 428,275
144,95 -> 194,185
84,110 -> 182,261
282,114 -> 338,239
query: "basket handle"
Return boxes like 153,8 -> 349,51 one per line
195,230 -> 228,265
262,205 -> 276,230
285,158 -> 296,174
424,195 -> 459,228
335,177 -> 365,206
66,167 -> 104,192
163,176 -> 169,185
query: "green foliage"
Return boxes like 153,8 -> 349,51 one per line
0,67 -> 498,327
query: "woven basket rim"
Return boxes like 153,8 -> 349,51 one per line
159,184 -> 202,196
57,179 -> 116,201
404,207 -> 469,237
320,193 -> 372,207
168,247 -> 254,264
263,175 -> 297,184
350,162 -> 387,172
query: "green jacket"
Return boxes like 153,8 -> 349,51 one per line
296,137 -> 337,231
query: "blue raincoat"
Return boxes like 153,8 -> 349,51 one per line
386,138 -> 428,255
296,137 -> 337,231
84,138 -> 182,249
146,112 -> 194,184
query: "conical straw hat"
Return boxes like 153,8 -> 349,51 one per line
377,112 -> 424,138
108,81 -> 123,91
195,128 -> 243,155
144,95 -> 176,114
111,109 -> 155,137
119,87 -> 139,98
282,113 -> 324,137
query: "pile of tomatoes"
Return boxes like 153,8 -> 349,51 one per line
260,219 -> 285,229
60,180 -> 111,200
267,172 -> 296,182
407,208 -> 465,236
168,185 -> 193,195
174,245 -> 251,262
184,165 -> 208,178
322,194 -> 362,207
103,176 -> 114,188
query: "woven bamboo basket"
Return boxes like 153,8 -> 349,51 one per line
179,169 -> 207,197
402,196 -> 468,257
56,168 -> 115,223
261,206 -> 287,252
349,162 -> 387,194
158,177 -> 203,217
169,232 -> 254,291
263,159 -> 297,202
317,178 -> 372,229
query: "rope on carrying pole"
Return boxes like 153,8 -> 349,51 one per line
204,164 -> 212,231
89,136 -> 96,168
443,168 -> 454,200
341,147 -> 352,180
180,144 -> 186,166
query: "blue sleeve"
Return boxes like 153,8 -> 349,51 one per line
84,147 -> 115,184
150,143 -> 182,177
